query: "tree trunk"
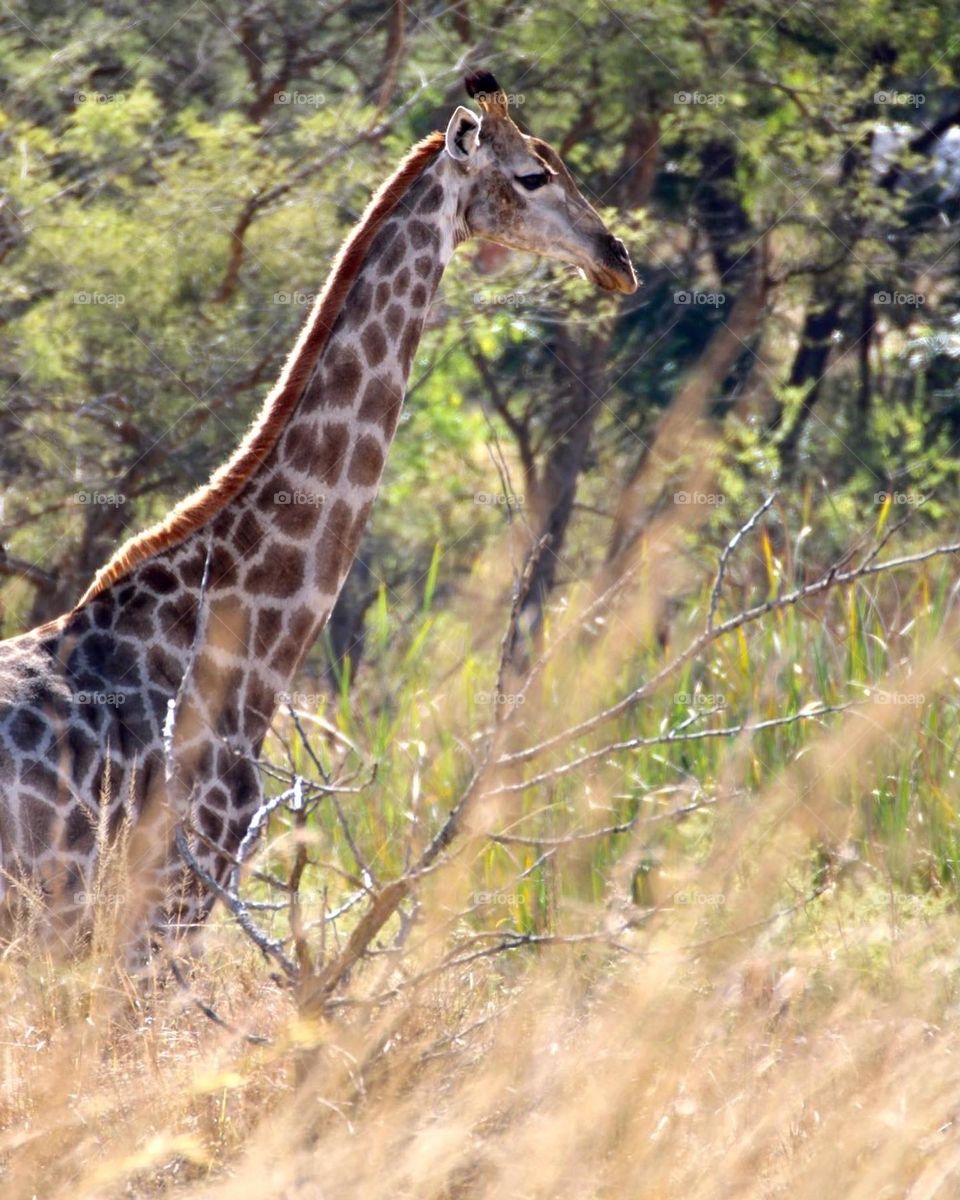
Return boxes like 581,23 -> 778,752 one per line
770,286 -> 846,472
509,330 -> 608,665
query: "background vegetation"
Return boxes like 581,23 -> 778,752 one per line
5,0 -> 960,1195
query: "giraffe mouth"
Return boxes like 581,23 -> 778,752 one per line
582,263 -> 639,295
583,235 -> 638,295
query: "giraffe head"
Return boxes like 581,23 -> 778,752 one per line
444,71 -> 638,295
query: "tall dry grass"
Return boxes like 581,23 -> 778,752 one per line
4,484 -> 960,1199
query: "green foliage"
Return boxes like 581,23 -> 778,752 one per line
4,0 -> 960,922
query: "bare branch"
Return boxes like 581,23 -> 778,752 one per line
486,703 -> 858,798
500,536 -> 960,769
175,824 -> 298,980
707,490 -> 778,630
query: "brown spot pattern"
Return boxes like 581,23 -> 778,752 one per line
385,303 -> 404,338
348,434 -> 385,486
286,421 -> 347,490
245,543 -> 306,598
358,376 -> 403,438
362,322 -> 388,367
315,499 -> 354,588
254,607 -> 283,657
325,348 -> 363,407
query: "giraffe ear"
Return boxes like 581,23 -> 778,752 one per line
445,106 -> 482,162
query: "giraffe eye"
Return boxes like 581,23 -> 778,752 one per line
514,171 -> 550,192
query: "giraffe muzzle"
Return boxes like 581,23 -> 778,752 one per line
587,234 -> 638,295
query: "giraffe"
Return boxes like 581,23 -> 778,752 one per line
0,71 -> 636,946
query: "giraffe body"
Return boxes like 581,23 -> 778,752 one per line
0,74 -> 636,944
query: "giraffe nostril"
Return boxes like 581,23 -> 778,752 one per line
606,235 -> 631,267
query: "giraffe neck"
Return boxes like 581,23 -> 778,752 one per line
98,148 -> 462,752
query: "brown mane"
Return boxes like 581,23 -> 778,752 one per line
78,130 -> 447,607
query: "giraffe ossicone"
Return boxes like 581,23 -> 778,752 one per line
0,72 -> 637,946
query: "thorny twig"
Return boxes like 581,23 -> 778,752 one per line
485,702 -> 859,797
166,953 -> 270,1045
175,825 -> 298,981
707,490 -> 778,631
487,792 -> 723,847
